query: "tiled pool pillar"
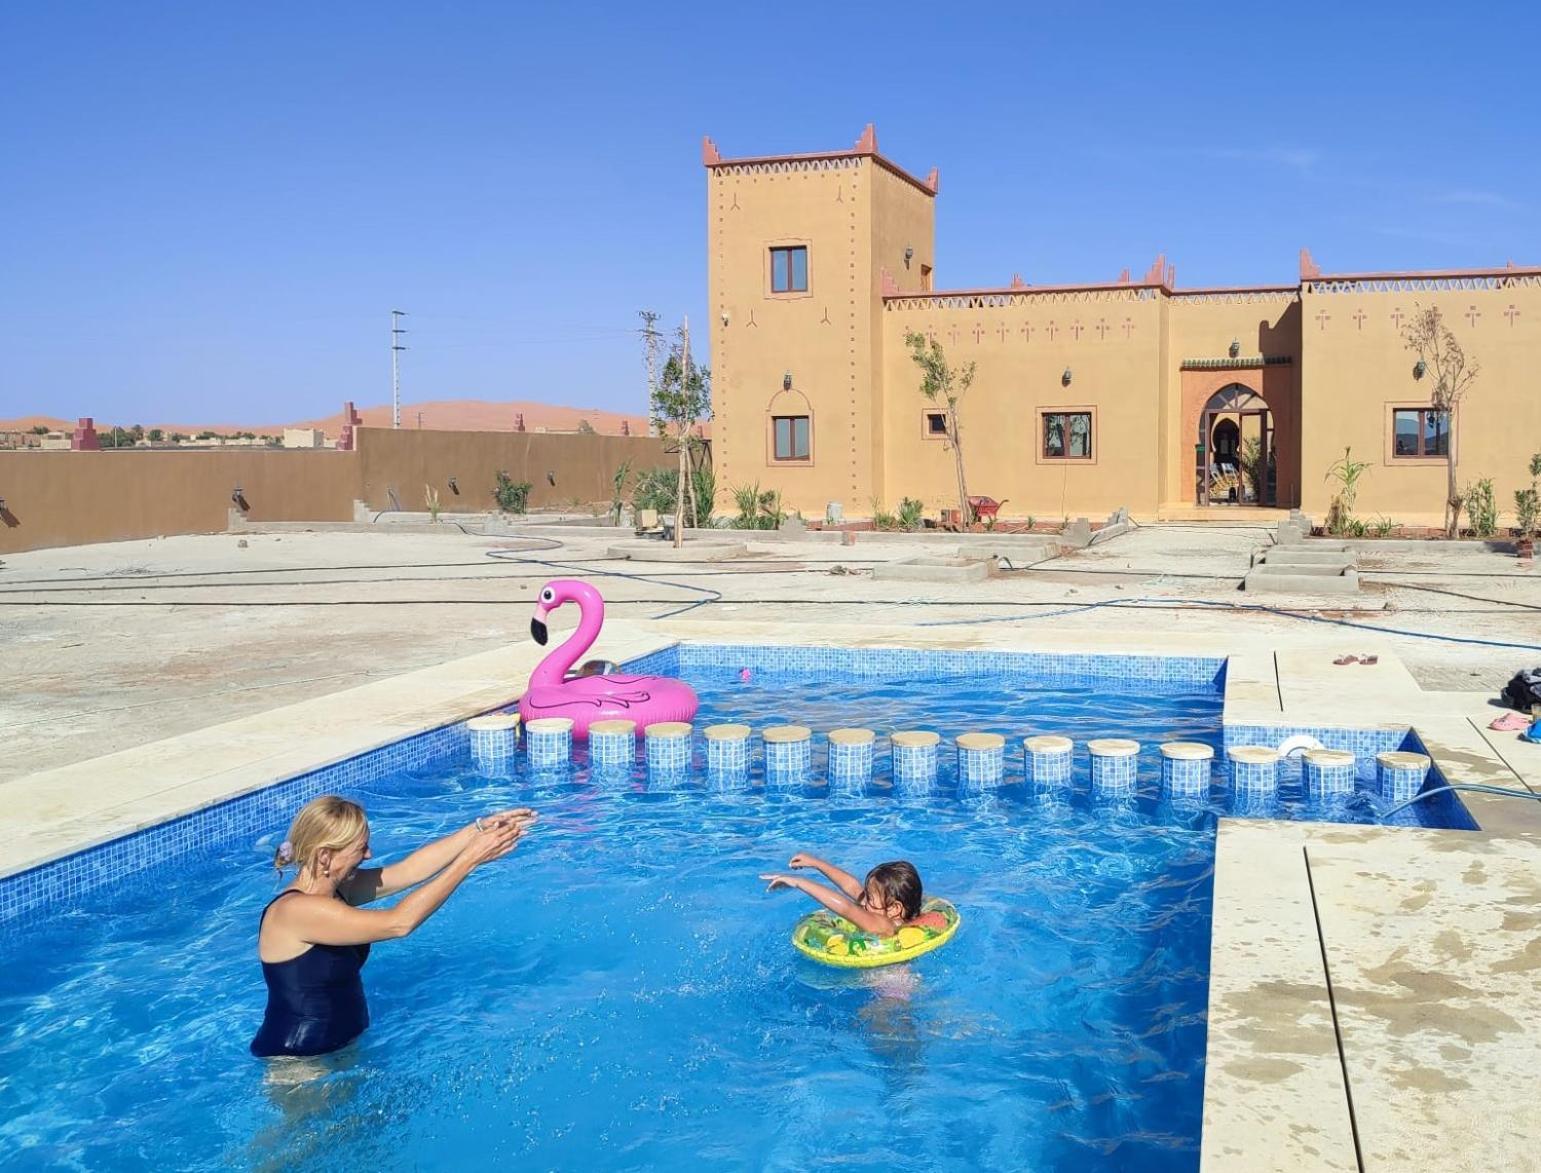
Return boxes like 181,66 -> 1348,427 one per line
1087,738 -> 1140,797
588,720 -> 636,775
891,730 -> 940,791
1303,748 -> 1356,797
1159,741 -> 1213,798
763,725 -> 812,786
1377,751 -> 1431,801
467,714 -> 520,774
956,732 -> 1006,787
1023,735 -> 1073,786
525,718 -> 573,771
645,722 -> 693,785
1227,746 -> 1280,793
827,728 -> 875,794
703,723 -> 751,788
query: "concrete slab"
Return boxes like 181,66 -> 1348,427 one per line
870,555 -> 994,583
1244,565 -> 1360,593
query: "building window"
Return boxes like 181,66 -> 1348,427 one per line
1392,408 -> 1449,458
773,415 -> 810,461
923,411 -> 948,438
1042,411 -> 1093,460
770,246 -> 808,293
920,264 -> 933,291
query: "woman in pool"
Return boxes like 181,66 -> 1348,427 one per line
760,853 -> 947,937
251,794 -> 535,1058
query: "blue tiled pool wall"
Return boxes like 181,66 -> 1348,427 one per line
0,721 -> 474,927
1,647 -> 1476,927
636,644 -> 1228,691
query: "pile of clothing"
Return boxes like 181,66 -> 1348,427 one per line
1494,668 -> 1541,742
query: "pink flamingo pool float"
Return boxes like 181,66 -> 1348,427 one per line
518,578 -> 698,739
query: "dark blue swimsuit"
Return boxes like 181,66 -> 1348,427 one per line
250,891 -> 371,1058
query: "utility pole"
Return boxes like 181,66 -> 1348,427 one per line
391,309 -> 408,429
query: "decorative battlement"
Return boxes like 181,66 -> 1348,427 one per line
703,124 -> 939,197
885,284 -> 1162,311
1304,264 -> 1541,295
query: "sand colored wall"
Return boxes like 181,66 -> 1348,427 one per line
1298,280 -> 1541,525
353,428 -> 670,513
879,289 -> 1166,518
0,430 -> 672,554
0,449 -> 359,554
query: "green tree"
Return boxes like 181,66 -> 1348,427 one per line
576,419 -> 596,435
1404,305 -> 1479,538
30,425 -> 49,435
904,330 -> 975,526
148,428 -> 164,442
649,319 -> 712,547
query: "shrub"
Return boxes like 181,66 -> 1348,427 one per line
896,497 -> 925,531
1465,478 -> 1497,538
1325,447 -> 1370,537
493,471 -> 532,514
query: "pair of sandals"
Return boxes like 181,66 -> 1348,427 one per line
1332,654 -> 1380,666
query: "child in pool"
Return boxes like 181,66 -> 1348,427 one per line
761,854 -> 948,937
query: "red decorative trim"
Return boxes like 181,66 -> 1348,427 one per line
1010,273 -> 1026,289
702,136 -> 720,165
854,123 -> 877,154
880,267 -> 900,297
1116,268 -> 1131,284
1311,263 -> 1541,282
924,167 -> 939,194
1299,248 -> 1321,279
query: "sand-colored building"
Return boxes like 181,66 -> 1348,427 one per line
705,126 -> 1541,527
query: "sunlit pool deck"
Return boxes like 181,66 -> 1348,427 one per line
5,617 -> 1539,1171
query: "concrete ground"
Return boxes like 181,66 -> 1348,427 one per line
2,519 -> 1536,782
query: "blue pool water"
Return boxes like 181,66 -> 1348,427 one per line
0,664 -> 1469,1171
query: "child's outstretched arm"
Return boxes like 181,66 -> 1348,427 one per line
785,852 -> 862,899
761,874 -> 897,937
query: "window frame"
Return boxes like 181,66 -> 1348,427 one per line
768,245 -> 809,295
1389,406 -> 1451,460
771,414 -> 812,463
1036,407 -> 1098,464
921,410 -> 949,440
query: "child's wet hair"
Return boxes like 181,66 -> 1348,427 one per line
864,860 -> 923,920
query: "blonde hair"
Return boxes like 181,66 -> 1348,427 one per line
274,795 -> 368,874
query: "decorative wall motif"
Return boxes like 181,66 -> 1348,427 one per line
1306,272 -> 1541,295
884,287 -> 1159,312
1169,289 -> 1299,305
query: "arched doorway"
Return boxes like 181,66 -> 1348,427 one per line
1198,384 -> 1274,506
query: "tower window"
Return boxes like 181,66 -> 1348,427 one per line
770,246 -> 808,293
923,411 -> 948,438
773,415 -> 811,461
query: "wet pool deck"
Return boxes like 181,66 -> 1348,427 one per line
4,524 -> 1541,1169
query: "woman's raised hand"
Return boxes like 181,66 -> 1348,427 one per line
761,873 -> 802,893
463,819 -> 526,868
787,852 -> 819,870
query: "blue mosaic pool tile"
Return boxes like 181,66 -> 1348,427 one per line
828,738 -> 874,785
645,727 -> 693,770
527,725 -> 572,769
673,645 -> 1225,691
706,732 -> 751,774
0,719 -> 472,927
1303,756 -> 1356,796
589,726 -> 636,768
1162,755 -> 1212,796
1090,748 -> 1139,794
957,742 -> 1005,785
1025,742 -> 1073,785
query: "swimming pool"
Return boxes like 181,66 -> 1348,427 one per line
0,648 -> 1470,1170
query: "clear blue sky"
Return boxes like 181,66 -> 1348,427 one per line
3,1 -> 1536,424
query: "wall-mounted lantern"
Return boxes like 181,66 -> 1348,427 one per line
1228,339 -> 1241,358
0,497 -> 7,512
1413,359 -> 1427,379
231,485 -> 246,508
904,246 -> 914,268
783,371 -> 792,391
448,476 -> 459,495
1061,367 -> 1073,386
546,471 -> 556,486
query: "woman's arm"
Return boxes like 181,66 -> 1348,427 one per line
342,808 -> 536,904
786,852 -> 862,899
280,822 -> 525,946
761,874 -> 897,937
